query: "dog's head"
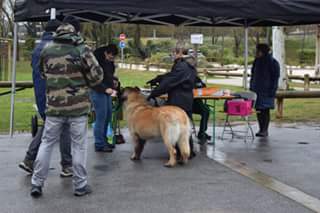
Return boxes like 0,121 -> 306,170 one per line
120,87 -> 141,103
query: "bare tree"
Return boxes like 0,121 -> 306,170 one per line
233,29 -> 242,58
1,0 -> 14,37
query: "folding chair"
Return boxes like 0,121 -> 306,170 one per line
221,91 -> 257,142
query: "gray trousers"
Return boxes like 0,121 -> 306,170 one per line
32,116 -> 88,190
25,124 -> 72,168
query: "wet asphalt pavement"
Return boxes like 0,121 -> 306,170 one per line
0,123 -> 319,213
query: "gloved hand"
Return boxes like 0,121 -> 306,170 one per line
146,78 -> 158,86
147,95 -> 153,101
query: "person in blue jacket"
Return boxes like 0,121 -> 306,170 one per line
90,44 -> 119,152
18,20 -> 73,177
250,44 -> 280,137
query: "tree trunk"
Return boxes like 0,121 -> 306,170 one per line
134,24 -> 146,59
211,28 -> 217,45
107,24 -> 113,44
255,31 -> 260,45
233,30 -> 241,58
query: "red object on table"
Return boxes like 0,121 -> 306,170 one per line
193,87 -> 219,97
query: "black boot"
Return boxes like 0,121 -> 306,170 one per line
189,136 -> 196,159
256,109 -> 269,137
255,111 -> 263,137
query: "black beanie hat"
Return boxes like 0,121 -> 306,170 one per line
63,16 -> 80,32
256,44 -> 270,56
44,19 -> 61,32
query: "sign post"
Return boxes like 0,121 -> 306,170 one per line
119,33 -> 126,64
190,34 -> 203,67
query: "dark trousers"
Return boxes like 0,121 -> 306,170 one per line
192,99 -> 210,137
24,124 -> 72,168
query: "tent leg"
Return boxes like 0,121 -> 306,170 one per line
243,27 -> 249,89
272,26 -> 287,90
315,25 -> 320,78
9,23 -> 18,137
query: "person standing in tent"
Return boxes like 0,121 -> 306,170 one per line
250,44 -> 280,137
30,16 -> 103,198
18,20 -> 73,178
147,48 -> 197,157
90,44 -> 119,152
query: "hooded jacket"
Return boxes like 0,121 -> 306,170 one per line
250,53 -> 280,97
31,31 -> 54,120
91,48 -> 117,93
149,55 -> 197,116
39,24 -> 103,117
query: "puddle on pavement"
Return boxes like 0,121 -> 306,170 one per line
94,165 -> 109,172
297,142 -> 309,145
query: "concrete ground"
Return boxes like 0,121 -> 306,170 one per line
0,123 -> 319,213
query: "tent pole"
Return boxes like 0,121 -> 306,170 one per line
272,26 -> 287,90
243,27 -> 249,89
315,25 -> 320,78
9,23 -> 18,137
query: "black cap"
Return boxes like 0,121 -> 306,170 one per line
63,16 -> 80,32
256,43 -> 270,55
44,19 -> 61,32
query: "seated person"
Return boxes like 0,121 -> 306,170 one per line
147,48 -> 197,157
193,76 -> 211,144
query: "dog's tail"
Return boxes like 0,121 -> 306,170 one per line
177,115 -> 191,164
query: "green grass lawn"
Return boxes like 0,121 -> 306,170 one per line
1,60 -> 320,133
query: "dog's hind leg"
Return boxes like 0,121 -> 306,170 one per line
131,135 -> 146,161
163,139 -> 177,168
177,131 -> 191,164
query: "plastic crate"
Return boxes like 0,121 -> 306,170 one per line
226,99 -> 253,116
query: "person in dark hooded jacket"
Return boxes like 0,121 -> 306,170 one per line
250,44 -> 280,137
147,48 -> 197,157
147,48 -> 197,117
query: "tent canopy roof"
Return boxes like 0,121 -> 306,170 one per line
14,0 -> 320,26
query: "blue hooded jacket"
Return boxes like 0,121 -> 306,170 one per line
31,32 -> 54,120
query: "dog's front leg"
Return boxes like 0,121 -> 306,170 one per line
131,135 -> 145,161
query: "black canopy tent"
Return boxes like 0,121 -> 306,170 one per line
9,0 -> 320,136
14,0 -> 320,26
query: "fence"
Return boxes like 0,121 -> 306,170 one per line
275,91 -> 320,118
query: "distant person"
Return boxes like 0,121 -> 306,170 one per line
90,44 -> 119,152
192,76 -> 210,144
147,48 -> 197,157
30,16 -> 103,198
18,20 -> 73,178
250,44 -> 280,137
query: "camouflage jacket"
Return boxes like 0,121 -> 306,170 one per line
39,24 -> 103,117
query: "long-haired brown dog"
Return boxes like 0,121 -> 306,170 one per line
121,87 -> 190,167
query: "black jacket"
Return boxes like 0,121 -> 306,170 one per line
149,57 -> 197,116
91,59 -> 116,93
250,54 -> 280,97
194,76 -> 206,89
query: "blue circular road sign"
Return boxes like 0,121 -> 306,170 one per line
119,41 -> 126,49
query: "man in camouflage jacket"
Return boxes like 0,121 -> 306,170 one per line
31,16 -> 103,197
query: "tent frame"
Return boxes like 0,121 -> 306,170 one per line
9,4 -> 299,136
